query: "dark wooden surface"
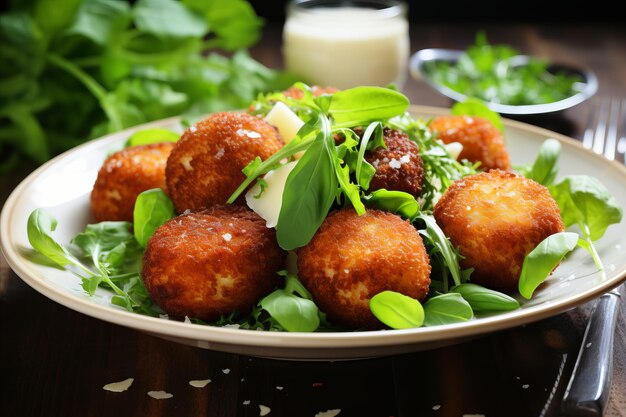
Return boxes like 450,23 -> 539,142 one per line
2,21 -> 626,417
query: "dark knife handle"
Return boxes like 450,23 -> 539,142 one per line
560,291 -> 621,416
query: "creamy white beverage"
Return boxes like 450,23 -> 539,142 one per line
283,2 -> 410,89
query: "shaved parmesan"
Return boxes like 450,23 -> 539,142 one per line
103,378 -> 134,392
265,101 -> 304,145
246,161 -> 298,228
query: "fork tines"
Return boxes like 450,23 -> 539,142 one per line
584,97 -> 626,164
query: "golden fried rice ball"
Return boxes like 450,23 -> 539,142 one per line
141,205 -> 286,322
433,169 -> 564,293
166,112 -> 283,213
297,208 -> 431,330
429,115 -> 511,171
364,128 -> 425,197
90,142 -> 174,223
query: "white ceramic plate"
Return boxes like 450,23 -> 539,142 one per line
2,106 -> 625,361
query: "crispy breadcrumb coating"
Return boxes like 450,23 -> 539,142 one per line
297,208 -> 431,330
433,169 -> 564,293
141,205 -> 285,322
166,112 -> 283,213
90,142 -> 174,222
429,115 -> 511,171
364,128 -> 425,197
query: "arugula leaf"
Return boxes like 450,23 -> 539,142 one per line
521,138 -> 560,186
27,208 -> 83,269
416,214 -> 464,289
550,175 -> 623,241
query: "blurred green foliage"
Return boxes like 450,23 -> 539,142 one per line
0,0 -> 300,173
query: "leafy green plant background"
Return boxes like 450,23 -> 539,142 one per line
0,0 -> 301,174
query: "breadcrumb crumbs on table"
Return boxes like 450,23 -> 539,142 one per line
432,405 -> 441,410
222,368 -> 231,374
259,404 -> 271,416
243,400 -> 251,405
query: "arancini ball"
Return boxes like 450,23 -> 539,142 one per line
141,205 -> 286,322
166,112 -> 283,213
297,208 -> 431,330
364,128 -> 425,197
90,142 -> 174,223
429,115 -> 511,171
433,169 -> 565,293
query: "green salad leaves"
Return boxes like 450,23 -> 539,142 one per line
0,0 -> 299,173
423,32 -> 583,106
24,84 -> 623,333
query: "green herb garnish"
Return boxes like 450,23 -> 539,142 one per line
424,32 -> 583,106
0,0 -> 299,173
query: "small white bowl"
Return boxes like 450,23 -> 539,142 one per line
410,48 -> 599,115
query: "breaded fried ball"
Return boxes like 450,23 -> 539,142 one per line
90,142 -> 174,222
364,128 -> 425,197
166,112 -> 283,213
141,205 -> 285,322
297,208 -> 431,330
429,115 -> 511,171
433,169 -> 564,293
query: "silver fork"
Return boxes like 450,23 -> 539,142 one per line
561,97 -> 624,416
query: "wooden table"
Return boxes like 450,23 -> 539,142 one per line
2,21 -> 626,417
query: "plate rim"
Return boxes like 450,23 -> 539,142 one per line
2,105 -> 625,355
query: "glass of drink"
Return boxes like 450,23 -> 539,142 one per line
283,0 -> 410,90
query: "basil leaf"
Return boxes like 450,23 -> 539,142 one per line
133,188 -> 175,247
329,87 -> 410,128
276,116 -> 337,250
550,175 -> 623,241
370,291 -> 424,329
450,283 -> 520,311
423,293 -> 474,326
518,232 -> 579,299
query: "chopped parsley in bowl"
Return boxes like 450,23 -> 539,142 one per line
410,33 -> 598,115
